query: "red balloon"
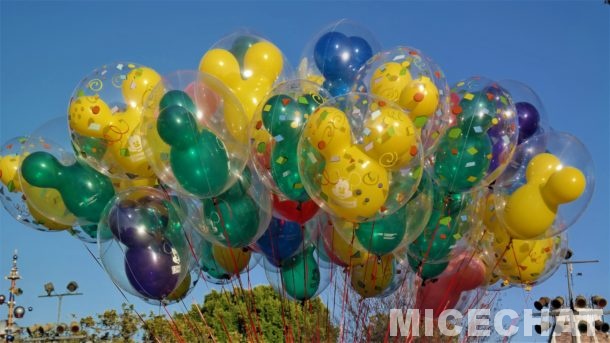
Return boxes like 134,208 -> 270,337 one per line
415,252 -> 486,317
272,194 -> 319,225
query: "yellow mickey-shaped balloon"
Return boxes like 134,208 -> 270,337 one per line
369,62 -> 439,128
361,104 -> 419,171
497,237 -> 555,285
350,254 -> 395,298
503,153 -> 586,239
122,67 -> 162,110
69,98 -> 152,178
369,62 -> 412,102
212,245 -> 251,275
326,220 -> 371,267
199,41 -> 283,120
398,76 -> 440,124
303,106 -> 389,221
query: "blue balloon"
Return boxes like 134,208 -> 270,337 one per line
255,217 -> 303,266
314,32 -> 373,82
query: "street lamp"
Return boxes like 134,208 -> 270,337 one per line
38,281 -> 83,326
1,251 -> 33,343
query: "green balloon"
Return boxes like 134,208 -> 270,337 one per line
202,171 -> 260,248
159,90 -> 197,114
157,103 -> 230,197
433,132 -> 491,193
457,91 -> 496,134
356,204 -> 407,256
263,94 -> 323,202
20,152 -> 115,223
281,247 -> 320,301
408,255 -> 448,280
230,36 -> 260,68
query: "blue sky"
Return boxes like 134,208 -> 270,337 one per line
0,1 -> 608,341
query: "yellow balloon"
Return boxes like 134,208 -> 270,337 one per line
350,254 -> 394,298
0,154 -> 22,191
112,177 -> 158,192
212,245 -> 251,275
199,41 -> 283,120
497,238 -> 555,285
369,62 -> 412,103
166,273 -> 192,301
327,221 -> 371,267
503,153 -> 586,239
303,106 -> 389,221
21,180 -> 77,226
69,96 -> 153,178
361,105 -> 418,171
398,76 -> 440,125
27,200 -> 71,231
122,67 -> 162,110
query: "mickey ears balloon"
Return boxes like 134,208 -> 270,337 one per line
68,62 -> 162,181
199,29 -> 292,120
429,77 -> 519,193
140,70 -> 249,199
298,93 -> 424,223
354,46 -> 452,155
98,187 -> 193,304
250,79 -> 331,203
299,19 -> 381,96
492,131 -> 594,239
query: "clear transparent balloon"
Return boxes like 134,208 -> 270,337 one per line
172,166 -> 272,249
298,93 -> 424,223
493,131 -> 594,238
429,77 -> 519,193
140,70 -> 249,199
250,79 -> 331,201
98,187 -> 193,304
0,136 -> 71,232
199,30 -> 293,120
355,46 -> 452,155
299,19 -> 381,96
68,62 -> 161,180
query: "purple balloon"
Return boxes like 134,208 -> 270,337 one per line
516,102 -> 540,144
487,140 -> 506,172
125,243 -> 180,299
108,198 -> 169,248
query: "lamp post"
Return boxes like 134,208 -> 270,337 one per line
38,280 -> 83,329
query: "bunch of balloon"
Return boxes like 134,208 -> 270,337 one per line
299,19 -> 381,96
199,30 -> 292,121
491,132 -> 594,240
354,46 -> 452,154
68,62 -> 161,181
264,245 -> 331,301
98,187 -> 194,303
298,93 -> 424,224
250,80 -> 330,223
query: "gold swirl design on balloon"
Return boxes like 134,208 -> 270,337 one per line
362,172 -> 380,186
88,79 -> 103,92
104,119 -> 130,144
379,152 -> 399,168
310,93 -> 324,105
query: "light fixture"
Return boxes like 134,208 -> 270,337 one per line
534,297 -> 550,311
551,296 -> 564,309
592,295 -> 607,308
577,320 -> 589,334
66,281 -> 79,293
574,295 -> 587,308
44,282 -> 55,296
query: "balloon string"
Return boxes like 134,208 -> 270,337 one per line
162,303 -> 186,343
82,243 -> 163,343
191,299 -> 218,343
179,299 -> 205,339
